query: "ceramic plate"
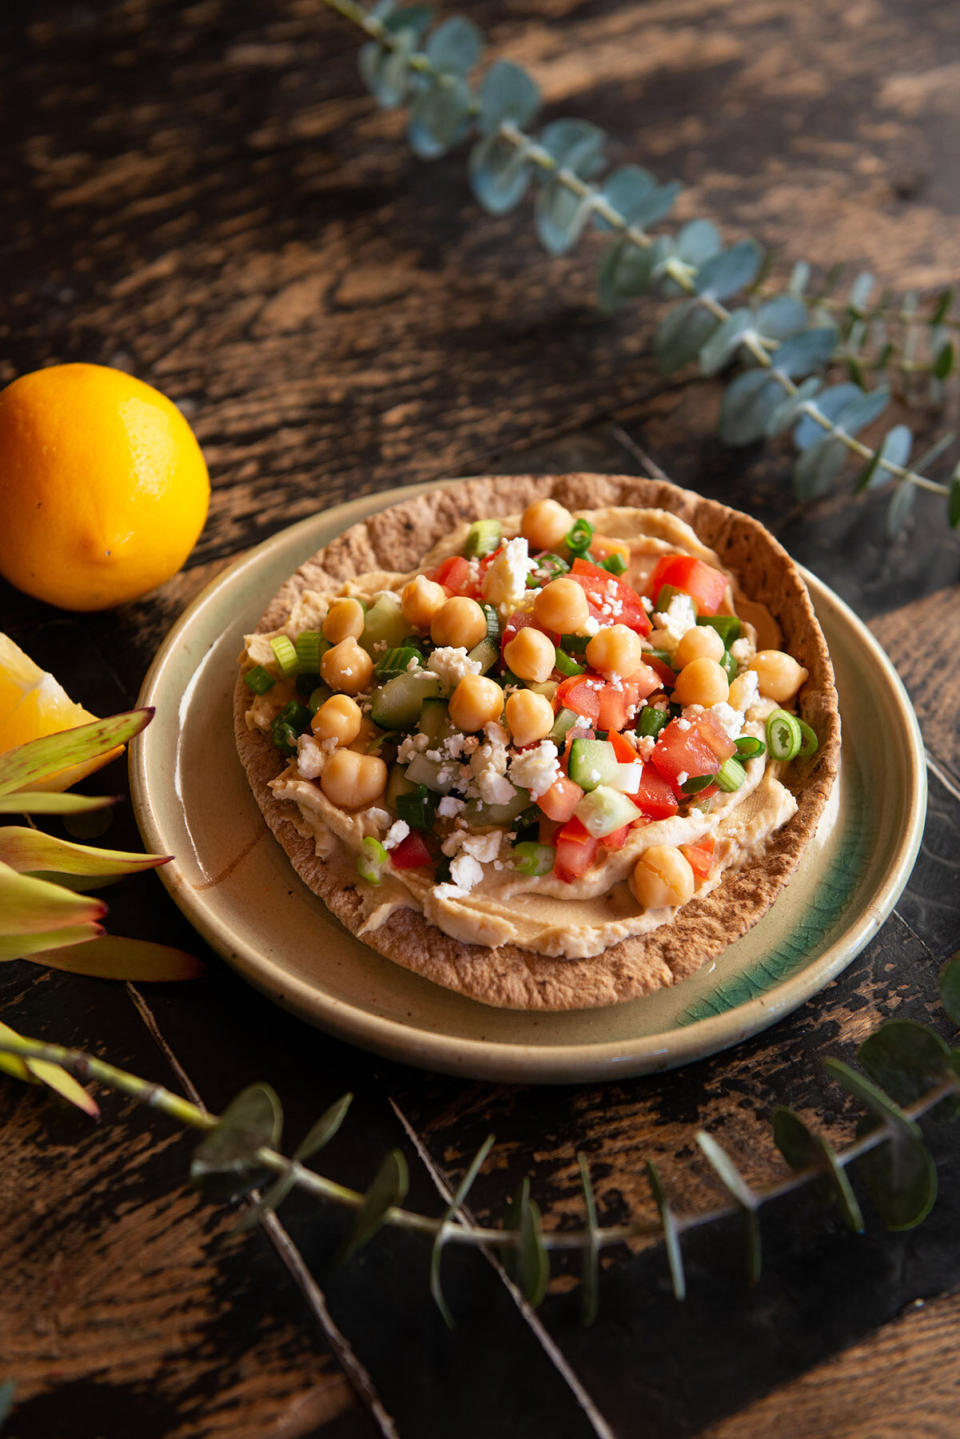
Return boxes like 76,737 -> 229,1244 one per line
131,482 -> 927,1083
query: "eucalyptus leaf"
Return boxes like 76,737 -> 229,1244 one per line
856,423 -> 912,492
788,259 -> 811,294
577,1152 -> 600,1326
342,1149 -> 409,1260
597,165 -> 680,231
949,475 -> 960,530
695,239 -> 764,301
754,293 -> 809,341
698,307 -> 755,376
478,59 -> 539,135
408,75 -> 471,158
0,708 -> 150,798
934,341 -> 954,381
539,118 -> 606,178
772,1107 -> 863,1232
719,370 -> 784,446
597,234 -> 667,310
792,383 -> 864,450
191,1084 -> 283,1203
429,1135 -> 495,1327
696,1132 -> 760,1283
655,299 -> 721,374
379,4 -> 433,42
358,33 -> 415,108
0,1380 -> 15,1426
29,935 -> 203,982
885,480 -> 916,539
0,863 -> 106,935
535,179 -> 594,256
503,1177 -> 549,1307
823,1058 -> 919,1140
0,922 -> 102,962
0,826 -> 169,877
675,218 -> 721,268
243,1093 -> 354,1229
931,288 -> 954,324
469,134 -> 531,214
913,430 -> 955,474
849,271 -> 875,312
646,1159 -> 686,1300
939,951 -> 960,1020
763,376 -> 822,438
425,15 -> 482,74
771,326 -> 838,380
858,1020 -> 959,1119
857,1127 -> 937,1230
793,436 -> 849,501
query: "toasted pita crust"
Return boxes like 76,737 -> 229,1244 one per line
234,475 -> 840,1010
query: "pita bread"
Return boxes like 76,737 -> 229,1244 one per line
234,475 -> 840,1010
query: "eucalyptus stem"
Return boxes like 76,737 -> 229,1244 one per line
322,0 -> 955,509
1,1034 -> 956,1259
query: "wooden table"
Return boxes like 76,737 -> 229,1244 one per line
2,2 -> 959,1434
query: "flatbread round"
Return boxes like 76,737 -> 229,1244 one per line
234,474 -> 840,1010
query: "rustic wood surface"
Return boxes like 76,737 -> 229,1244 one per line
2,1 -> 959,1435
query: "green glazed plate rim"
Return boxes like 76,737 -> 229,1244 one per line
131,480 -> 927,1083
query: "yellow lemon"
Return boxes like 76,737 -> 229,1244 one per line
0,363 -> 209,610
0,633 -> 120,790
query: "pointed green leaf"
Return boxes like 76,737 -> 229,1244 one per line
577,1152 -> 600,1326
0,790 -> 119,816
191,1084 -> 283,1203
646,1159 -> 686,1299
478,59 -> 540,136
430,1134 -> 495,1328
933,341 -> 954,380
0,922 -> 103,962
342,1149 -> 409,1261
931,288 -> 954,324
27,934 -> 203,981
503,1177 -> 549,1307
824,1058 -> 920,1138
0,827 -> 170,878
0,709 -> 151,797
696,1131 -> 761,1283
772,1107 -> 863,1232
939,951 -> 960,1022
0,1019 -> 98,1116
0,863 -> 106,934
242,1093 -> 354,1229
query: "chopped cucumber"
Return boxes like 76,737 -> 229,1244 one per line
405,751 -> 457,793
369,670 -> 440,730
461,788 -> 531,827
359,592 -> 409,655
549,707 -> 580,745
465,519 -> 502,559
418,698 -> 452,745
467,636 -> 499,674
568,738 -> 620,791
386,763 -> 418,809
526,679 -> 557,701
575,784 -> 642,838
306,683 -> 334,715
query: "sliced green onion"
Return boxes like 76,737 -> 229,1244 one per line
766,709 -> 802,761
357,836 -> 389,885
271,700 -> 311,756
719,649 -> 737,683
464,519 -> 502,559
715,757 -> 746,792
559,632 -> 589,655
637,707 -> 670,739
654,584 -> 696,616
601,552 -> 627,576
376,645 -> 423,679
295,670 -> 322,699
482,604 -> 500,643
307,684 -> 333,715
529,552 -> 569,586
565,517 -> 594,556
270,635 -> 299,676
396,785 -> 438,831
294,631 -> 328,672
555,648 -> 585,678
697,614 -> 741,645
734,735 -> 765,759
511,841 -> 555,877
680,773 -> 716,795
797,720 -> 820,758
243,665 -> 276,695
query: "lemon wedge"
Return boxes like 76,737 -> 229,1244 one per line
0,634 -> 120,790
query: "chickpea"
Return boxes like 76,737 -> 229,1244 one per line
505,689 -> 555,747
672,657 -> 729,708
749,650 -> 809,703
586,623 -> 644,678
320,747 -> 388,809
503,626 -> 556,683
632,845 -> 696,909
533,577 -> 590,635
449,674 -> 503,732
402,574 -> 447,631
673,624 -> 724,668
320,637 -> 374,695
322,597 -> 365,645
431,596 -> 487,650
521,498 -> 574,552
311,693 -> 362,745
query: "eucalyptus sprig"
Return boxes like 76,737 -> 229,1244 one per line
3,955 -> 960,1325
322,0 -> 960,539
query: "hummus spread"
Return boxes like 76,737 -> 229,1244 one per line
240,506 -> 806,961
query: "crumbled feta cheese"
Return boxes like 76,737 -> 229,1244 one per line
655,593 -> 698,641
483,536 -> 532,614
635,736 -> 656,761
676,770 -> 689,786
641,594 -> 654,613
587,768 -> 601,785
731,637 -> 755,666
320,736 -> 338,754
383,820 -> 410,851
406,656 -> 420,672
476,771 -> 517,805
676,717 -> 691,732
582,616 -> 600,636
732,668 -> 759,710
427,645 -> 482,694
462,830 -> 502,864
296,735 -> 325,779
437,795 -> 466,818
508,740 -> 561,799
450,853 -> 484,892
484,720 -> 510,748
366,808 -> 390,831
442,733 -> 467,759
397,732 -> 430,763
708,702 -> 743,742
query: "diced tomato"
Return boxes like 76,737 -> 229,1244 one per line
644,654 -> 677,688
427,555 -> 473,595
537,775 -> 584,823
599,824 -> 631,851
554,817 -> 600,883
556,668 -> 660,731
556,673 -> 603,723
650,713 -> 735,794
389,832 -> 434,870
501,609 -> 541,657
569,557 -> 652,636
608,729 -> 638,764
680,837 -> 716,879
632,767 -> 679,820
646,555 -> 727,616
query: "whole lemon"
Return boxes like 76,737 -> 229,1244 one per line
0,363 -> 210,610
